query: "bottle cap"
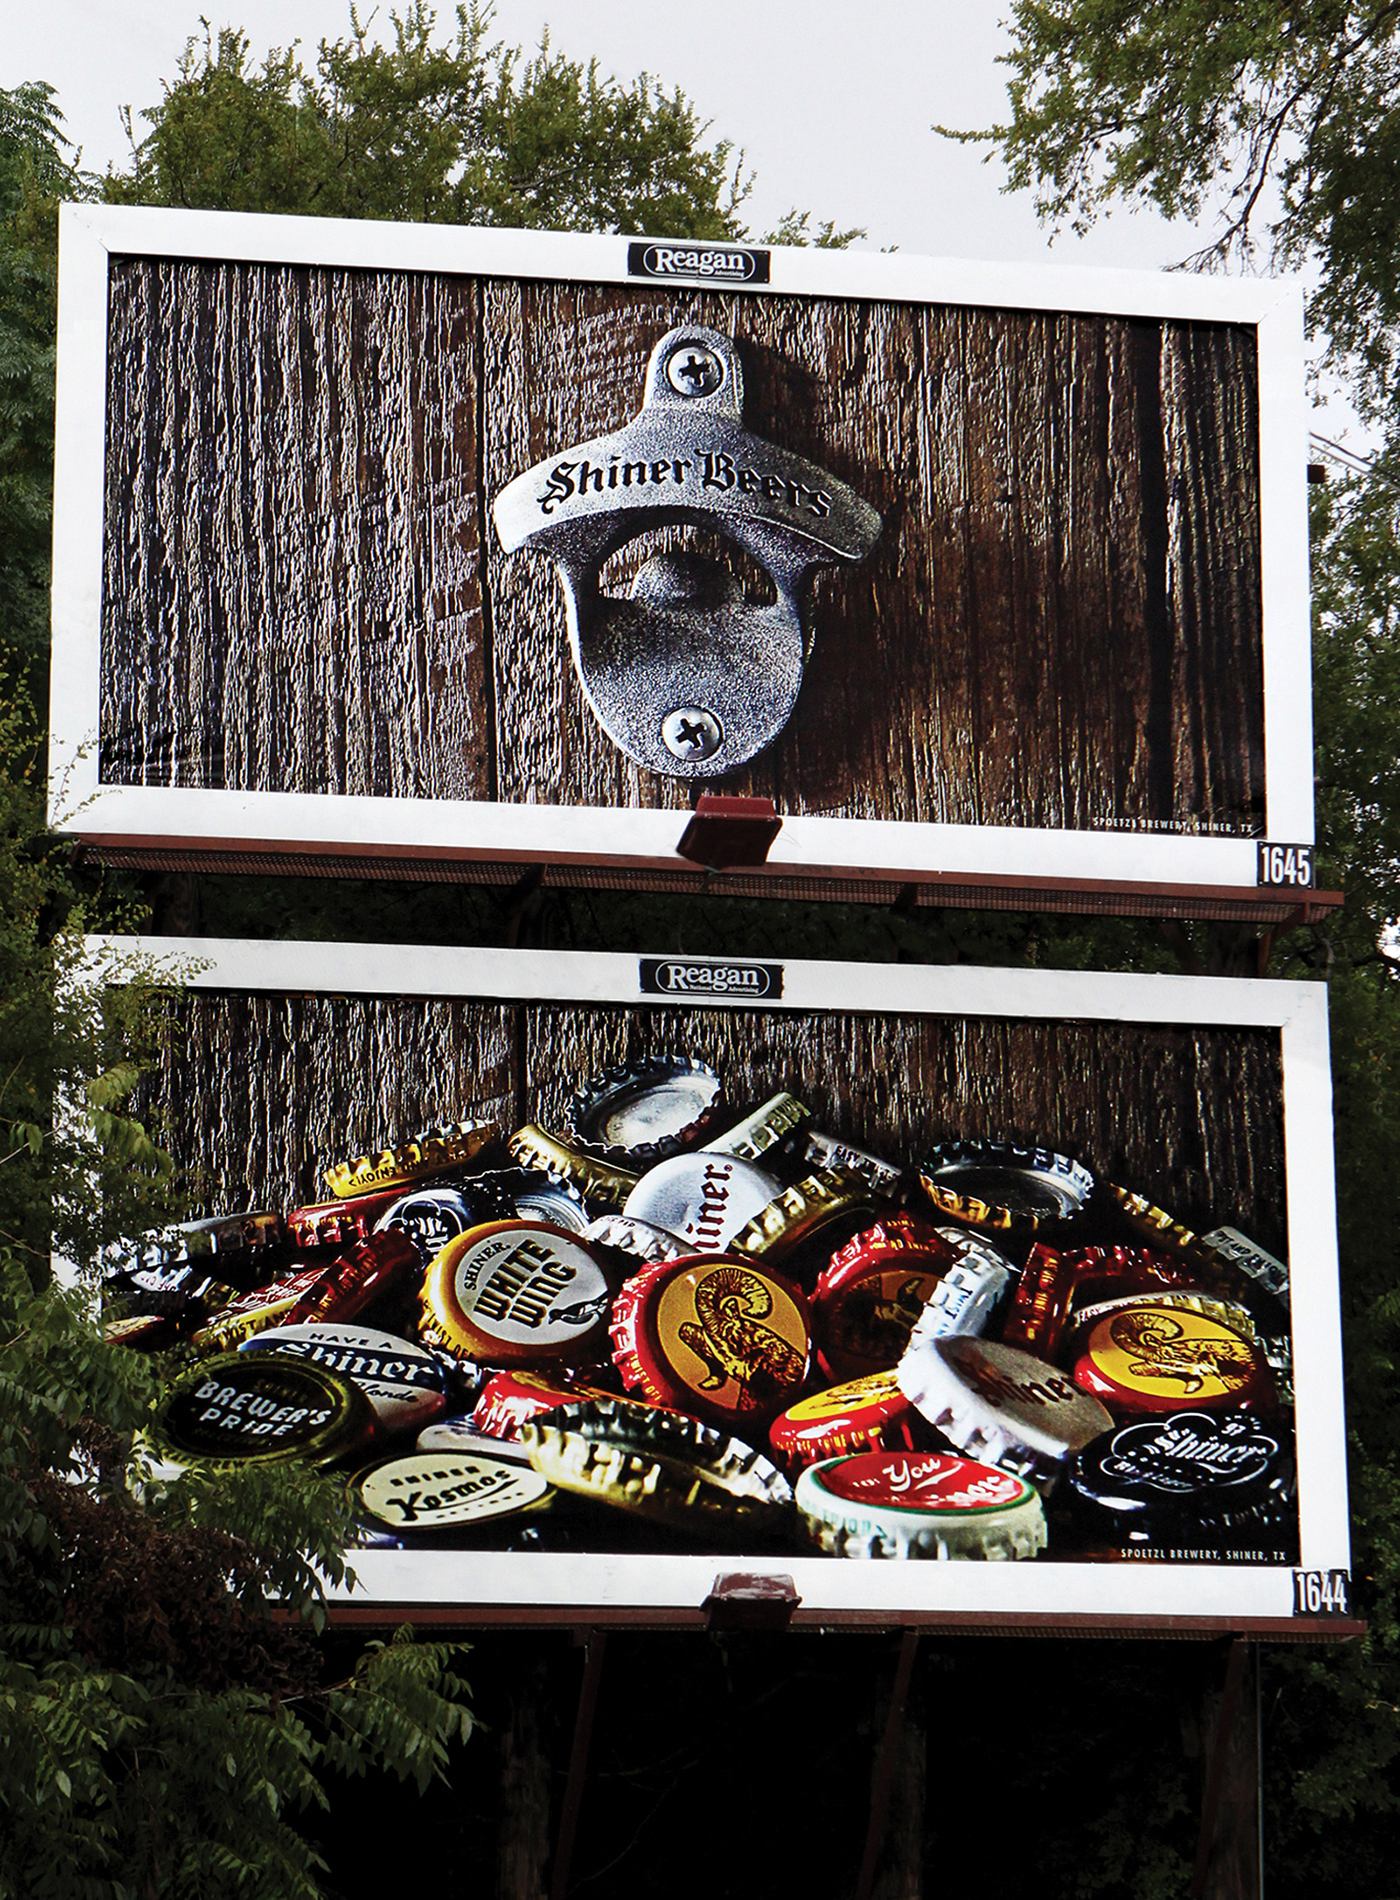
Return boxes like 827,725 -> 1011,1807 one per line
1199,1226 -> 1290,1302
287,1190 -> 404,1252
506,1125 -> 640,1209
1060,1290 -> 1257,1361
1108,1185 -> 1204,1259
897,1335 -> 1114,1488
102,1312 -> 176,1350
609,1255 -> 811,1426
239,1323 -> 448,1434
471,1167 -> 593,1234
812,1216 -> 957,1379
281,1229 -> 421,1329
584,1212 -> 691,1265
908,1227 -> 1017,1339
191,1263 -> 335,1355
769,1370 -> 922,1467
353,1450 -> 550,1533
156,1352 -> 378,1465
802,1129 -> 904,1197
415,1417 -> 538,1458
621,1151 -> 784,1254
917,1140 -> 1095,1236
728,1168 -> 879,1263
178,1211 -> 286,1280
417,1221 -> 612,1365
569,1056 -> 724,1164
1000,1244 -> 1198,1359
374,1182 -> 516,1261
1071,1307 -> 1274,1415
324,1121 -> 497,1199
701,1092 -> 811,1167
470,1368 -> 616,1440
520,1396 -> 792,1539
1068,1410 -> 1295,1548
795,1451 -> 1046,1560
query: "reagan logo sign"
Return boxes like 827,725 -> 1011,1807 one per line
626,241 -> 771,285
639,957 -> 783,1000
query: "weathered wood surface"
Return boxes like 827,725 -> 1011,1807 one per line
146,993 -> 515,1210
151,992 -> 1285,1259
102,261 -> 1264,836
102,261 -> 491,798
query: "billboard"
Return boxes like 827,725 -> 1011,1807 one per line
53,206 -> 1314,898
93,936 -> 1349,1627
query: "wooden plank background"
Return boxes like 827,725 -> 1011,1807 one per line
149,993 -> 1286,1259
101,261 -> 1264,836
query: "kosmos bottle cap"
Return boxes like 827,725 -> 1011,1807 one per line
239,1323 -> 448,1434
156,1352 -> 378,1466
417,1221 -> 613,1365
917,1140 -> 1095,1237
1071,1306 -> 1274,1416
621,1151 -> 783,1254
769,1370 -> 923,1469
812,1216 -> 957,1380
609,1255 -> 811,1427
520,1396 -> 793,1540
897,1335 -> 1113,1488
324,1121 -> 497,1199
569,1056 -> 724,1165
1067,1411 -> 1295,1550
795,1451 -> 1046,1560
353,1450 -> 550,1535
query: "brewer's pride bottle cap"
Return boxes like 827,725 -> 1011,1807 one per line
1071,1306 -> 1274,1416
609,1255 -> 811,1427
918,1140 -> 1095,1236
156,1352 -> 378,1465
353,1450 -> 550,1533
897,1335 -> 1113,1487
621,1151 -> 783,1254
239,1323 -> 448,1434
812,1216 -> 956,1380
795,1450 -> 1047,1560
418,1221 -> 612,1365
569,1055 -> 724,1164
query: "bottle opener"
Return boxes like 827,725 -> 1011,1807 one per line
491,324 -> 881,778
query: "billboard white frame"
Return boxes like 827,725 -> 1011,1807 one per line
55,206 -> 1312,892
92,934 -> 1349,1627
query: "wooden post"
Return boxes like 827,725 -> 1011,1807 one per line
549,1632 -> 607,1900
856,1630 -> 921,1900
1192,1638 -> 1260,1900
495,1648 -> 552,1900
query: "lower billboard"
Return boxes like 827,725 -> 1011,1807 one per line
92,937 -> 1349,1627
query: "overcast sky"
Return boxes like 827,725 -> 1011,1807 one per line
1,0 -> 1368,449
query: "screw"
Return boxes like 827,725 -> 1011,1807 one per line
661,706 -> 724,760
665,342 -> 724,398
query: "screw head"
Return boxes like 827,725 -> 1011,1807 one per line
661,706 -> 724,761
665,343 -> 725,398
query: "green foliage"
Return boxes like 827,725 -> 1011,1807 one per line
104,3 -> 753,238
954,1 -> 1400,416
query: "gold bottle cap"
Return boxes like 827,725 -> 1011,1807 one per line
324,1121 -> 497,1199
702,1092 -> 811,1164
1061,1289 -> 1257,1360
1109,1185 -> 1203,1256
729,1168 -> 876,1261
506,1124 -> 639,1209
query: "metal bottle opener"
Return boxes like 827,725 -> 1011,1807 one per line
491,325 -> 881,778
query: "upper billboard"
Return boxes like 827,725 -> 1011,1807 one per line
93,936 -> 1348,1628
52,206 -> 1312,895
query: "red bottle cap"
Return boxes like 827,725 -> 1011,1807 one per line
470,1369 -> 615,1440
282,1229 -> 420,1328
1072,1306 -> 1274,1415
286,1190 -> 403,1251
610,1254 -> 811,1428
812,1216 -> 956,1380
769,1370 -> 921,1468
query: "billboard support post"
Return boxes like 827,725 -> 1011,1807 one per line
1192,1637 -> 1256,1899
856,1629 -> 922,1900
550,1632 -> 607,1900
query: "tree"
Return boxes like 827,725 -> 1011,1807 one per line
953,2 -> 1400,419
